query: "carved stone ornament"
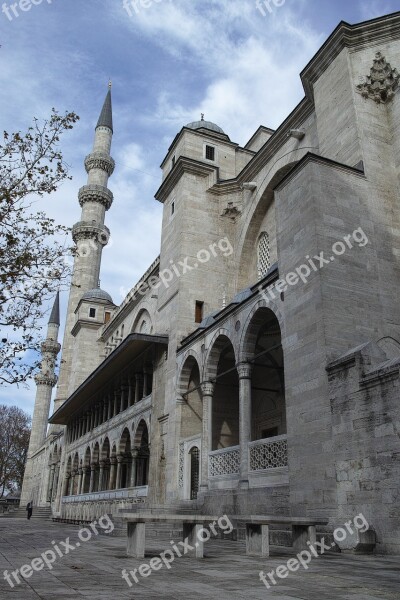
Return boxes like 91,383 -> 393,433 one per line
356,52 -> 399,104
221,202 -> 241,220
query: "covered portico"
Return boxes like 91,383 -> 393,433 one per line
49,333 -> 167,516
177,272 -> 288,499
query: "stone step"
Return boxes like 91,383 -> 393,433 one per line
10,506 -> 52,520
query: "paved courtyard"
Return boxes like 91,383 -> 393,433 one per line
0,518 -> 399,600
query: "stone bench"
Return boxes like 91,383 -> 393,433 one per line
238,515 -> 329,557
120,512 -> 222,559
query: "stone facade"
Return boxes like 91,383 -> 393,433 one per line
21,13 -> 400,554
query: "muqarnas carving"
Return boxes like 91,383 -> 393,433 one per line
357,52 -> 399,104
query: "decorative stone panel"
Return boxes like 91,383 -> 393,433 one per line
356,52 -> 399,104
249,436 -> 288,471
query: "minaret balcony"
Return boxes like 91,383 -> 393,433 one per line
72,221 -> 110,245
78,184 -> 113,211
84,152 -> 115,177
40,339 -> 61,354
34,373 -> 58,387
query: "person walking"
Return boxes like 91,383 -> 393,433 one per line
26,502 -> 33,520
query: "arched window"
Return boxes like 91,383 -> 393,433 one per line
257,232 -> 271,280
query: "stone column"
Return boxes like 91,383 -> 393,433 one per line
103,400 -> 107,422
200,382 -> 214,492
128,378 -> 133,407
99,460 -> 105,491
63,473 -> 70,497
143,369 -> 148,398
109,457 -> 117,490
77,468 -> 83,495
130,449 -> 139,488
47,463 -> 56,502
237,362 -> 253,489
113,390 -> 118,416
116,454 -> 123,489
81,468 -> 87,495
69,471 -> 75,495
135,374 -> 141,403
120,385 -> 126,413
52,463 -> 60,501
107,395 -> 112,420
89,463 -> 96,493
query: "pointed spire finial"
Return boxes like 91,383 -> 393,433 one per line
201,113 -> 204,121
48,291 -> 60,326
96,85 -> 113,133
108,79 -> 112,89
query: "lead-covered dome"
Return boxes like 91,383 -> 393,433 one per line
81,288 -> 113,303
186,119 -> 225,135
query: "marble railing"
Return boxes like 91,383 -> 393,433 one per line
62,485 -> 148,503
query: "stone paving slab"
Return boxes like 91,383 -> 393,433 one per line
0,519 -> 399,599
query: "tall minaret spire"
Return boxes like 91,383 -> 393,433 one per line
53,86 -> 115,410
20,294 -> 61,504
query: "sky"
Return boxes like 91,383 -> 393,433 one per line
0,0 -> 399,415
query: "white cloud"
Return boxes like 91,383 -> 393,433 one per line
113,0 -> 323,143
358,0 -> 394,20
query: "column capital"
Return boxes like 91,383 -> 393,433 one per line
116,454 -> 124,463
110,456 -> 117,465
201,381 -> 215,396
236,362 -> 253,379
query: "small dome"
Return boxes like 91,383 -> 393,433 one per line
81,288 -> 113,303
186,119 -> 225,135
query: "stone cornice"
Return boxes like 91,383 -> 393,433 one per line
361,361 -> 400,387
155,156 -> 218,203
71,319 -> 104,337
301,12 -> 400,100
273,152 -> 366,192
207,98 -> 314,197
208,180 -> 243,196
244,125 -> 275,150
78,184 -> 113,211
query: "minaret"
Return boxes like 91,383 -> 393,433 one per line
54,85 -> 115,409
20,294 -> 61,504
